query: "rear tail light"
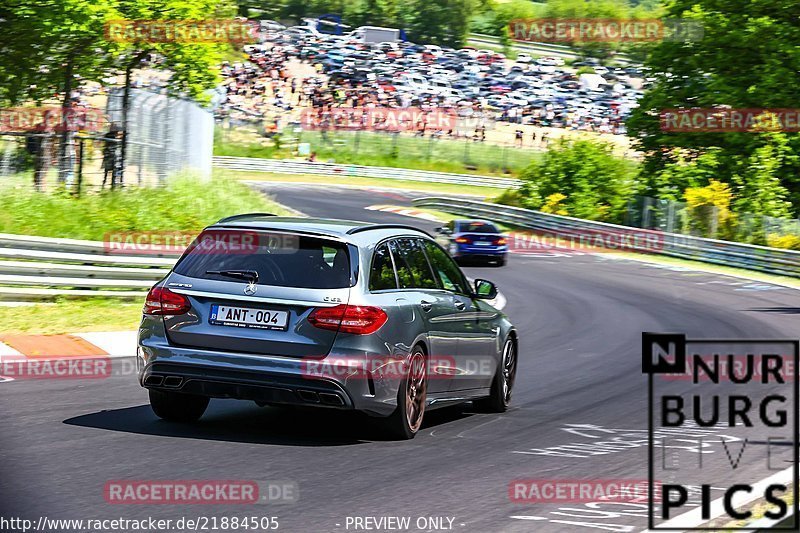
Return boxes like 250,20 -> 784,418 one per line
495,237 -> 507,245
308,304 -> 388,335
455,236 -> 471,244
143,286 -> 191,316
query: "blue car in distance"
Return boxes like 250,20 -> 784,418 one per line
435,219 -> 508,266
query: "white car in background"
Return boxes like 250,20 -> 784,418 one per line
516,53 -> 533,64
537,56 -> 565,66
423,45 -> 443,56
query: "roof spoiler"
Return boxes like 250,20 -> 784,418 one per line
346,224 -> 431,237
216,213 -> 278,224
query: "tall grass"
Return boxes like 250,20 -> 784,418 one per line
215,129 -> 541,176
0,174 -> 289,240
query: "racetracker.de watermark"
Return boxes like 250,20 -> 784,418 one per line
301,355 -> 495,381
104,480 -> 298,505
0,107 -> 106,133
507,229 -> 664,254
509,479 -> 660,503
509,19 -> 704,43
105,19 -> 258,43
661,108 -> 800,132
299,107 -> 476,133
0,356 -> 111,380
104,230 -> 299,255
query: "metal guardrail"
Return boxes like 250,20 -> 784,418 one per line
213,156 -> 522,189
413,197 -> 800,278
0,233 -> 174,301
7,192 -> 800,300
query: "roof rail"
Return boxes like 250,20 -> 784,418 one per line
346,224 -> 431,237
216,213 -> 278,224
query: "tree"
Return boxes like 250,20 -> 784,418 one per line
1,0 -> 236,188
517,138 -> 638,222
1,1 -> 124,187
731,133 -> 793,219
404,0 -> 475,48
627,1 -> 800,216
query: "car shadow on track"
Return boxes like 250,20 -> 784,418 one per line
747,307 -> 800,314
63,402 -> 476,446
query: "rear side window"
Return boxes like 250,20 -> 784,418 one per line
174,230 -> 351,289
369,242 -> 397,291
389,238 -> 438,289
422,240 -> 470,294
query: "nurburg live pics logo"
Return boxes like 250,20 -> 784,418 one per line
642,333 -> 799,530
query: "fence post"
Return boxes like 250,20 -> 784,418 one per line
76,138 -> 84,196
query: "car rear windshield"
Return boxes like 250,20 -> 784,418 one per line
173,230 -> 352,289
458,222 -> 499,233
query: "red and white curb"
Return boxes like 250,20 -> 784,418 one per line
0,331 -> 137,382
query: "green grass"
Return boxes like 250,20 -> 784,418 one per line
223,170 -> 507,198
0,174 -> 292,240
215,128 -> 541,177
0,298 -> 144,335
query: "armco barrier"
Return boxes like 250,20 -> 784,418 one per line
213,156 -> 522,189
413,197 -> 800,278
0,233 -> 174,300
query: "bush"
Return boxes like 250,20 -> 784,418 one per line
517,138 -> 638,222
541,193 -> 569,216
494,188 -> 524,207
683,180 -> 736,239
766,234 -> 800,251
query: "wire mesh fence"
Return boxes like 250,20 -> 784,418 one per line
215,117 -> 543,175
0,131 -> 121,192
0,90 -> 214,191
106,88 -> 214,184
626,196 -> 800,248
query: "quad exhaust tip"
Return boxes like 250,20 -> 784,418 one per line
319,393 -> 345,406
144,375 -> 163,386
297,390 -> 320,403
163,376 -> 183,388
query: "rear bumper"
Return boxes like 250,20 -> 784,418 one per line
138,331 -> 400,417
141,361 -> 353,408
455,244 -> 507,258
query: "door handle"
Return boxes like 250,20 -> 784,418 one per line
454,300 -> 466,310
420,301 -> 433,312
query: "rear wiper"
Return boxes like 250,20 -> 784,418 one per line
205,269 -> 259,283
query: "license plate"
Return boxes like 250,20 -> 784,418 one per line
475,241 -> 492,246
209,304 -> 289,331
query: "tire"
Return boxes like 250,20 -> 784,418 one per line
496,255 -> 507,267
384,347 -> 427,439
149,389 -> 209,422
474,337 -> 516,413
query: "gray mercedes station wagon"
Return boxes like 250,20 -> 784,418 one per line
137,215 -> 518,439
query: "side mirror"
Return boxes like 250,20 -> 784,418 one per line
474,279 -> 497,299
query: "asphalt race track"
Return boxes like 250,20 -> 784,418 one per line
1,182 -> 798,532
